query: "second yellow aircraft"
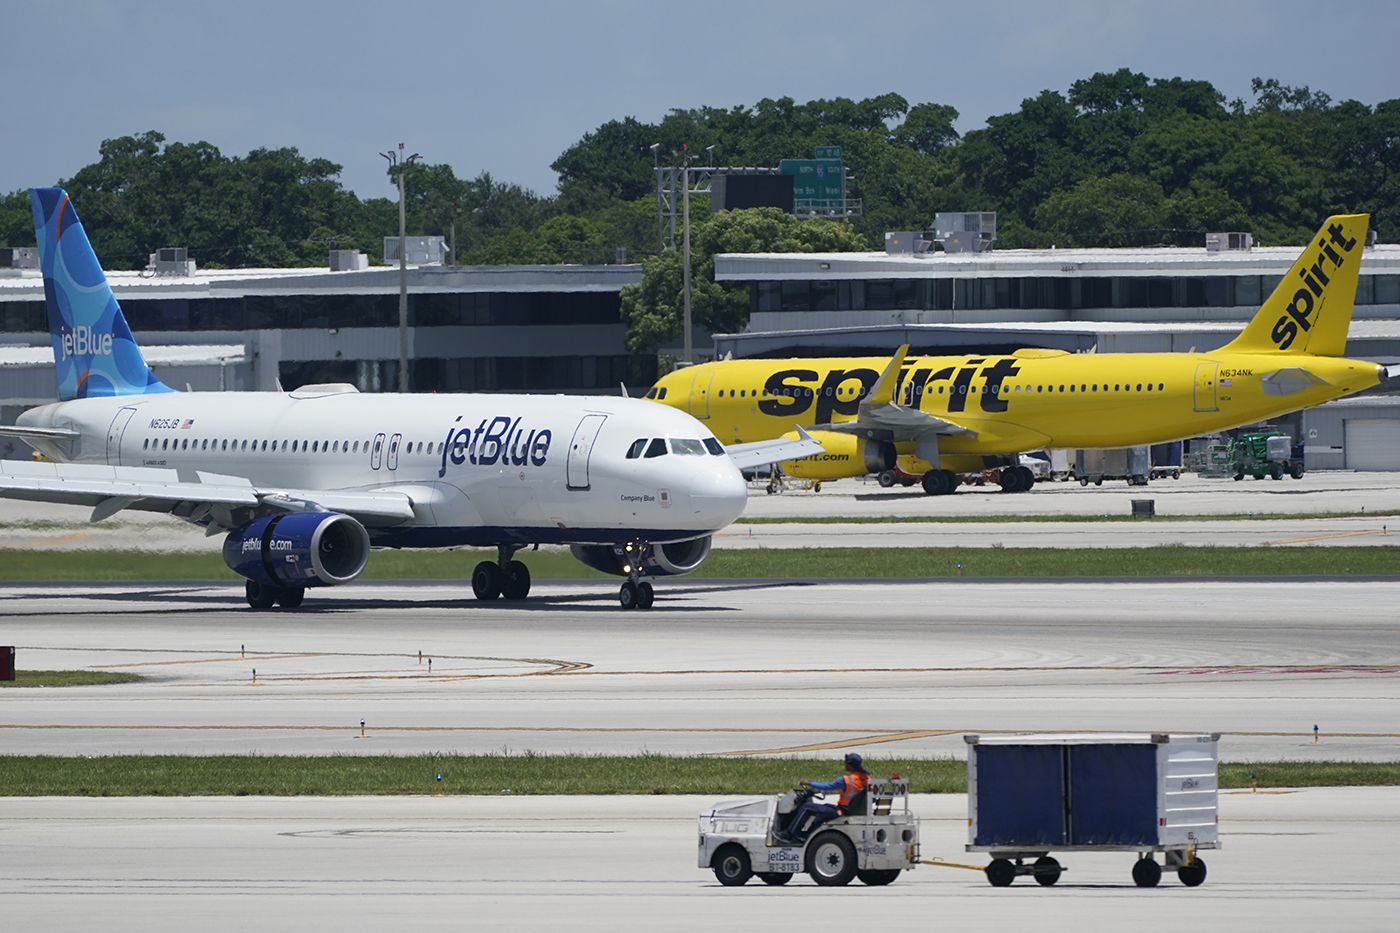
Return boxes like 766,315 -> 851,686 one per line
646,214 -> 1388,494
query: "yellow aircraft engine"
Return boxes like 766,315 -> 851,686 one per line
780,430 -> 895,479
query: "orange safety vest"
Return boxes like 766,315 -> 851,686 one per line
836,771 -> 869,810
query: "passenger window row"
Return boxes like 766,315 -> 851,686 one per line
139,437 -> 450,454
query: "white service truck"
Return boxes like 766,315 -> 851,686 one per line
698,778 -> 919,886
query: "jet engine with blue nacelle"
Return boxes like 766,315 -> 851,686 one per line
0,188 -> 821,609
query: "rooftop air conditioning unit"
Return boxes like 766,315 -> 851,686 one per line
329,250 -> 370,271
884,231 -> 936,255
0,247 -> 38,269
149,247 -> 195,276
1205,232 -> 1252,252
383,236 -> 447,265
933,212 -> 996,253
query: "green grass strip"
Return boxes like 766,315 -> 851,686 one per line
0,671 -> 141,688
1,545 -> 1399,581
0,755 -> 1394,796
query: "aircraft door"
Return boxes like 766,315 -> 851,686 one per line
106,407 -> 137,465
689,371 -> 713,419
370,433 -> 386,469
387,433 -> 402,471
1193,362 -> 1219,412
566,414 -> 607,491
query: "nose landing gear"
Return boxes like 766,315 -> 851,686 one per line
617,541 -> 655,610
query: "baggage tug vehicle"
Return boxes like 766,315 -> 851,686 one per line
698,777 -> 919,886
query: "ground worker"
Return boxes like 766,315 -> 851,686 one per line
779,753 -> 870,843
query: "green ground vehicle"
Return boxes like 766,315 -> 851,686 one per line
1231,431 -> 1305,481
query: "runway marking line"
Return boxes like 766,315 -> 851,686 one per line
1269,529 -> 1386,544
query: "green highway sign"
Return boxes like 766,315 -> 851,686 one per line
779,158 -> 844,207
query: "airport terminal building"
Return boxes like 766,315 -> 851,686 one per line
6,236 -> 1400,468
0,261 -> 647,406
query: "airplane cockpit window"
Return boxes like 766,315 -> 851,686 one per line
626,438 -> 647,459
644,388 -> 658,399
644,438 -> 668,458
670,438 -> 706,456
703,438 -> 724,455
658,387 -> 667,400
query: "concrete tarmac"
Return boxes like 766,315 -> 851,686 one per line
3,578 -> 1398,761
1,789 -> 1395,931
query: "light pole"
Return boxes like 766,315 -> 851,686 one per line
681,143 -> 692,364
650,142 -> 662,255
381,143 -> 420,393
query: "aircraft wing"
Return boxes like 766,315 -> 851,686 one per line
819,403 -> 978,438
0,459 -> 415,526
725,427 -> 826,469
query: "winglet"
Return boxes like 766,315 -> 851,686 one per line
865,345 -> 910,406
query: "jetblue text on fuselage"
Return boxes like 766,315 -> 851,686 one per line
440,415 -> 552,477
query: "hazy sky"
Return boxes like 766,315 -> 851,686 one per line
6,0 -> 1398,201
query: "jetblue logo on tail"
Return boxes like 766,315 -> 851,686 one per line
59,325 -> 113,361
30,187 -> 174,401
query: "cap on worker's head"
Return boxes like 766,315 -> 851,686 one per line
844,753 -> 863,769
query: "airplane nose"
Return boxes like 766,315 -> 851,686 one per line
689,463 -> 747,527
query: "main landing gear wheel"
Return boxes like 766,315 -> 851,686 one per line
985,858 -> 1016,887
471,561 -> 502,601
712,844 -> 752,886
501,560 -> 531,600
276,586 -> 305,609
245,580 -> 278,610
1132,857 -> 1162,887
757,872 -> 792,886
1033,856 -> 1061,886
999,465 -> 1035,493
806,831 -> 857,886
922,469 -> 958,496
1177,856 -> 1207,887
857,869 -> 901,886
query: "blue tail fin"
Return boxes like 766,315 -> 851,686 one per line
29,187 -> 173,401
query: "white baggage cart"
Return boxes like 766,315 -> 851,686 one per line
966,732 -> 1220,888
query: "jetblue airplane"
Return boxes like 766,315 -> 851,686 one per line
0,189 -> 819,609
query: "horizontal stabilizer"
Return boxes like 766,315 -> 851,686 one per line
0,425 -> 82,441
726,426 -> 825,470
1261,368 -> 1330,396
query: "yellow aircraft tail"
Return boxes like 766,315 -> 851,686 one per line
1223,214 -> 1368,357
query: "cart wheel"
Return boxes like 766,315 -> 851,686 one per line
813,481 -> 821,492
712,844 -> 752,886
1172,470 -> 1180,479
1094,478 -> 1103,486
856,869 -> 901,886
985,858 -> 1016,887
1234,473 -> 1243,481
1079,478 -> 1088,487
878,470 -> 896,488
1033,856 -> 1061,886
806,831 -> 857,886
1132,857 -> 1162,887
1177,857 -> 1207,887
757,872 -> 792,886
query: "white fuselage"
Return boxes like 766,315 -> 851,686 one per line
18,388 -> 748,548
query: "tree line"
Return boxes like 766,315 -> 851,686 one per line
2,70 -> 1396,352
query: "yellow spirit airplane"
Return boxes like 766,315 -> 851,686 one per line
646,214 -> 1392,494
